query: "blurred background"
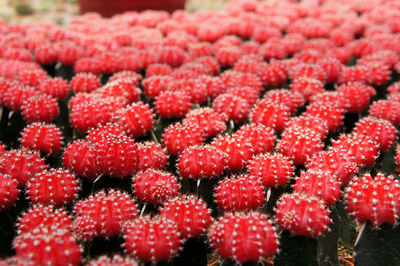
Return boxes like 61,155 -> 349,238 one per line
0,0 -> 230,24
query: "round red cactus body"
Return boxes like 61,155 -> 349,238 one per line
290,77 -> 324,102
277,127 -> 323,165
236,124 -> 276,155
286,116 -> 328,141
226,86 -> 259,106
34,44 -> 58,65
70,73 -> 101,94
196,75 -> 225,99
18,68 -> 49,87
248,153 -> 293,188
345,173 -> 400,227
89,255 -> 138,266
137,142 -> 168,171
155,90 -> 192,119
124,216 -> 181,263
208,212 -> 278,263
304,101 -> 344,132
353,116 -> 397,151
260,40 -> 287,60
14,228 -> 82,266
160,195 -> 212,239
361,62 -> 391,86
213,93 -> 250,123
332,134 -> 379,167
338,65 -> 370,84
27,169 -> 78,206
3,84 -> 39,112
215,175 -> 265,212
158,46 -> 185,67
316,57 -> 343,83
307,149 -> 358,186
21,95 -> 59,123
388,81 -> 400,95
142,75 -> 173,98
17,205 -> 72,235
0,174 -> 19,210
86,122 -> 126,143
133,169 -> 180,205
212,135 -> 253,172
96,79 -> 141,104
162,122 -> 204,156
178,145 -> 227,179
0,149 -> 47,187
290,63 -> 326,83
74,190 -> 139,240
167,78 -> 208,105
264,89 -> 305,114
337,82 -> 375,113
146,63 -> 172,77
63,140 -> 99,180
250,99 -> 291,132
184,107 -> 227,139
369,100 -> 400,126
20,123 -> 62,155
114,102 -> 154,139
216,45 -> 241,67
293,170 -> 342,207
38,77 -> 69,100
309,91 -> 347,110
276,192 -> 331,237
95,134 -> 139,178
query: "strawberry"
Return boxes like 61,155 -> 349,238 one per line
160,195 -> 212,239
369,100 -> 400,126
306,149 -> 358,186
290,77 -> 324,102
184,107 -> 227,139
20,123 -> 62,155
276,192 -> 331,238
208,212 -> 278,263
70,73 -> 101,94
137,141 -> 168,171
337,82 -> 375,113
14,228 -> 82,266
264,89 -> 305,114
63,140 -> 99,180
89,255 -> 138,266
155,90 -> 192,119
21,95 -> 59,123
0,174 -> 19,210
250,99 -> 291,132
178,145 -> 228,179
236,124 -> 276,155
213,93 -> 250,123
304,101 -> 344,132
215,175 -> 265,212
38,77 -> 70,100
248,153 -> 294,188
124,216 -> 181,263
0,149 -> 47,187
162,122 -> 204,156
74,190 -> 138,240
345,173 -> 400,227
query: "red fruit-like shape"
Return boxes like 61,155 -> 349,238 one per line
21,95 -> 59,123
277,127 -> 323,165
226,86 -> 259,106
223,72 -> 263,94
86,122 -> 125,143
196,75 -> 226,99
361,62 -> 391,86
146,63 -> 172,77
124,216 -> 181,263
332,134 -> 379,167
293,170 -> 342,207
0,149 -> 46,187
158,46 -> 185,67
260,40 -> 287,60
208,212 -> 278,263
108,71 -> 142,86
114,102 -> 154,139
304,101 -> 344,132
142,75 -> 173,98
337,82 -> 375,113
184,107 -> 227,139
216,46 -> 241,67
250,99 -> 291,132
20,123 -> 62,155
233,56 -> 262,75
236,124 -> 276,155
63,140 -> 99,180
34,44 -> 58,65
276,193 -> 331,237
160,195 -> 212,239
38,77 -> 69,100
178,145 -> 227,179
290,63 -> 326,83
70,73 -> 101,94
97,79 -> 141,104
155,90 -> 191,119
353,116 -> 397,152
213,93 -> 250,123
316,57 -> 343,83
264,89 -> 305,114
17,205 -> 72,235
0,174 -> 19,210
345,173 -> 400,227
290,77 -> 324,102
89,255 -> 138,266
18,68 -> 49,87
215,175 -> 265,212
133,169 -> 179,205
388,81 -> 400,95
95,135 -> 139,178
309,91 -> 347,110
3,84 -> 39,112
212,135 -> 253,172
307,149 -> 358,186
162,122 -> 204,156
167,79 -> 208,105
14,228 -> 82,266
338,65 -> 370,84
369,100 -> 400,126
248,153 -> 293,188
286,116 -> 328,141
195,56 -> 220,75
74,190 -> 138,239
137,142 -> 168,171
27,169 -> 78,207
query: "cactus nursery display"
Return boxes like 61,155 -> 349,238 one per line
1,0 -> 400,265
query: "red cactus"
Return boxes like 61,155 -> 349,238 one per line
369,100 -> 400,126
20,123 -> 62,155
337,82 -> 376,113
250,99 -> 291,132
70,72 -> 101,94
63,140 -> 99,180
213,93 -> 250,123
155,90 -> 192,119
0,174 -> 19,210
264,89 -> 305,114
162,122 -> 204,156
137,141 -> 168,171
21,95 -> 59,123
38,77 -> 70,100
184,107 -> 227,139
290,77 -> 324,102
236,124 -> 276,155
